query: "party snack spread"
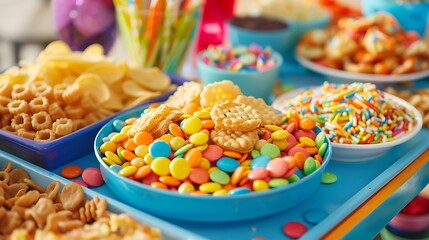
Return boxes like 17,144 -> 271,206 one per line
275,82 -> 419,144
297,12 -> 429,75
98,80 -> 329,195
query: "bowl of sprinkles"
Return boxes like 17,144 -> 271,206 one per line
197,44 -> 282,102
272,82 -> 423,162
94,80 -> 332,222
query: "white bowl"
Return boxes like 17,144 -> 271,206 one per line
296,54 -> 429,84
273,89 -> 423,162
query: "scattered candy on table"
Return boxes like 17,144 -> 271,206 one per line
97,81 -> 331,196
283,221 -> 308,239
275,82 -> 419,144
202,44 -> 277,72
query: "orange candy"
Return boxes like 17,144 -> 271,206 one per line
123,138 -> 137,151
134,165 -> 152,179
169,123 -> 184,138
124,117 -> 138,125
133,131 -> 154,145
314,154 -> 323,164
159,176 -> 182,187
299,118 -> 316,131
282,156 -> 296,169
230,166 -> 247,186
60,165 -> 83,179
223,151 -> 241,159
183,102 -> 199,115
151,181 -> 168,189
121,149 -> 137,162
294,152 -> 307,170
201,119 -> 215,130
304,146 -> 318,155
185,148 -> 202,167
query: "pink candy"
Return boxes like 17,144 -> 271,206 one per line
82,167 -> 104,187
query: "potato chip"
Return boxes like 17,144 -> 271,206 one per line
128,67 -> 171,91
74,73 -> 110,105
121,80 -> 161,98
83,62 -> 126,85
83,43 -> 104,56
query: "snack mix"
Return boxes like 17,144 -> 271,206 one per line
297,12 -> 429,75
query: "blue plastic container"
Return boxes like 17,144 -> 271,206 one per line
362,0 -> 429,36
94,104 -> 332,222
0,74 -> 189,171
197,50 -> 282,102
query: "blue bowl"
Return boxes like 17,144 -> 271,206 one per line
227,20 -> 294,56
196,50 -> 283,102
0,74 -> 189,170
94,104 -> 332,222
362,0 -> 429,36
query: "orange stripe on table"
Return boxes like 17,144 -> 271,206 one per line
322,149 -> 429,239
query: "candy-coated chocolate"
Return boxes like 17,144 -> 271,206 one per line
82,167 -> 104,187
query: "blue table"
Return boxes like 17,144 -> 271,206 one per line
51,63 -> 429,240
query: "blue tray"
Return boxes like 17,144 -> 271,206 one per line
0,150 -> 205,240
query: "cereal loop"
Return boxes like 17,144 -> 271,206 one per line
16,128 -> 36,140
0,96 -> 11,114
11,113 -> 31,130
64,105 -> 85,120
11,84 -> 33,101
29,96 -> 49,113
34,129 -> 55,142
62,84 -> 83,104
52,118 -> 73,136
30,81 -> 52,99
31,111 -> 52,130
8,100 -> 29,114
48,102 -> 66,121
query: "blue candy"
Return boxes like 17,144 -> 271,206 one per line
112,120 -> 126,132
149,140 -> 171,158
250,155 -> 270,169
109,164 -> 122,173
229,187 -> 251,195
216,157 -> 240,173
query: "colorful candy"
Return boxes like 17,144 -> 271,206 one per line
98,105 -> 329,196
275,82 -> 418,144
202,44 -> 277,72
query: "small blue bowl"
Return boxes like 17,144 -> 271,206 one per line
197,50 -> 283,102
94,104 -> 332,222
227,20 -> 294,56
362,0 -> 429,36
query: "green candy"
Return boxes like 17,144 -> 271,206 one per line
174,143 -> 193,157
304,157 -> 317,176
322,172 -> 337,184
260,143 -> 280,159
268,178 -> 289,188
287,174 -> 300,183
315,160 -> 321,169
209,170 -> 230,185
251,149 -> 260,159
116,146 -> 126,163
315,132 -> 325,148
318,143 -> 327,157
239,53 -> 257,65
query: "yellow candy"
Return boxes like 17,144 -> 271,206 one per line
264,125 -> 283,131
109,133 -> 127,143
102,157 -> 116,166
120,125 -> 132,134
254,140 -> 267,151
122,162 -> 131,168
134,145 -> 149,158
178,182 -> 195,193
193,110 -> 211,119
213,189 -> 229,196
240,159 -> 252,166
208,167 -> 220,174
199,182 -> 222,193
169,158 -> 190,180
104,151 -> 122,165
189,132 -> 209,145
118,166 -> 137,177
271,130 -> 289,140
299,137 -> 316,147
199,157 -> 211,170
273,139 -> 288,151
253,180 -> 269,191
151,157 -> 171,176
130,157 -> 145,167
181,116 -> 202,135
195,144 -> 208,152
170,137 -> 186,151
144,153 -> 154,165
158,134 -> 174,143
100,142 -> 117,154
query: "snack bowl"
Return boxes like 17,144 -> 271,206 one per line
0,149 -> 204,239
0,74 -> 190,171
94,104 -> 332,222
196,48 -> 283,102
272,87 -> 423,162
